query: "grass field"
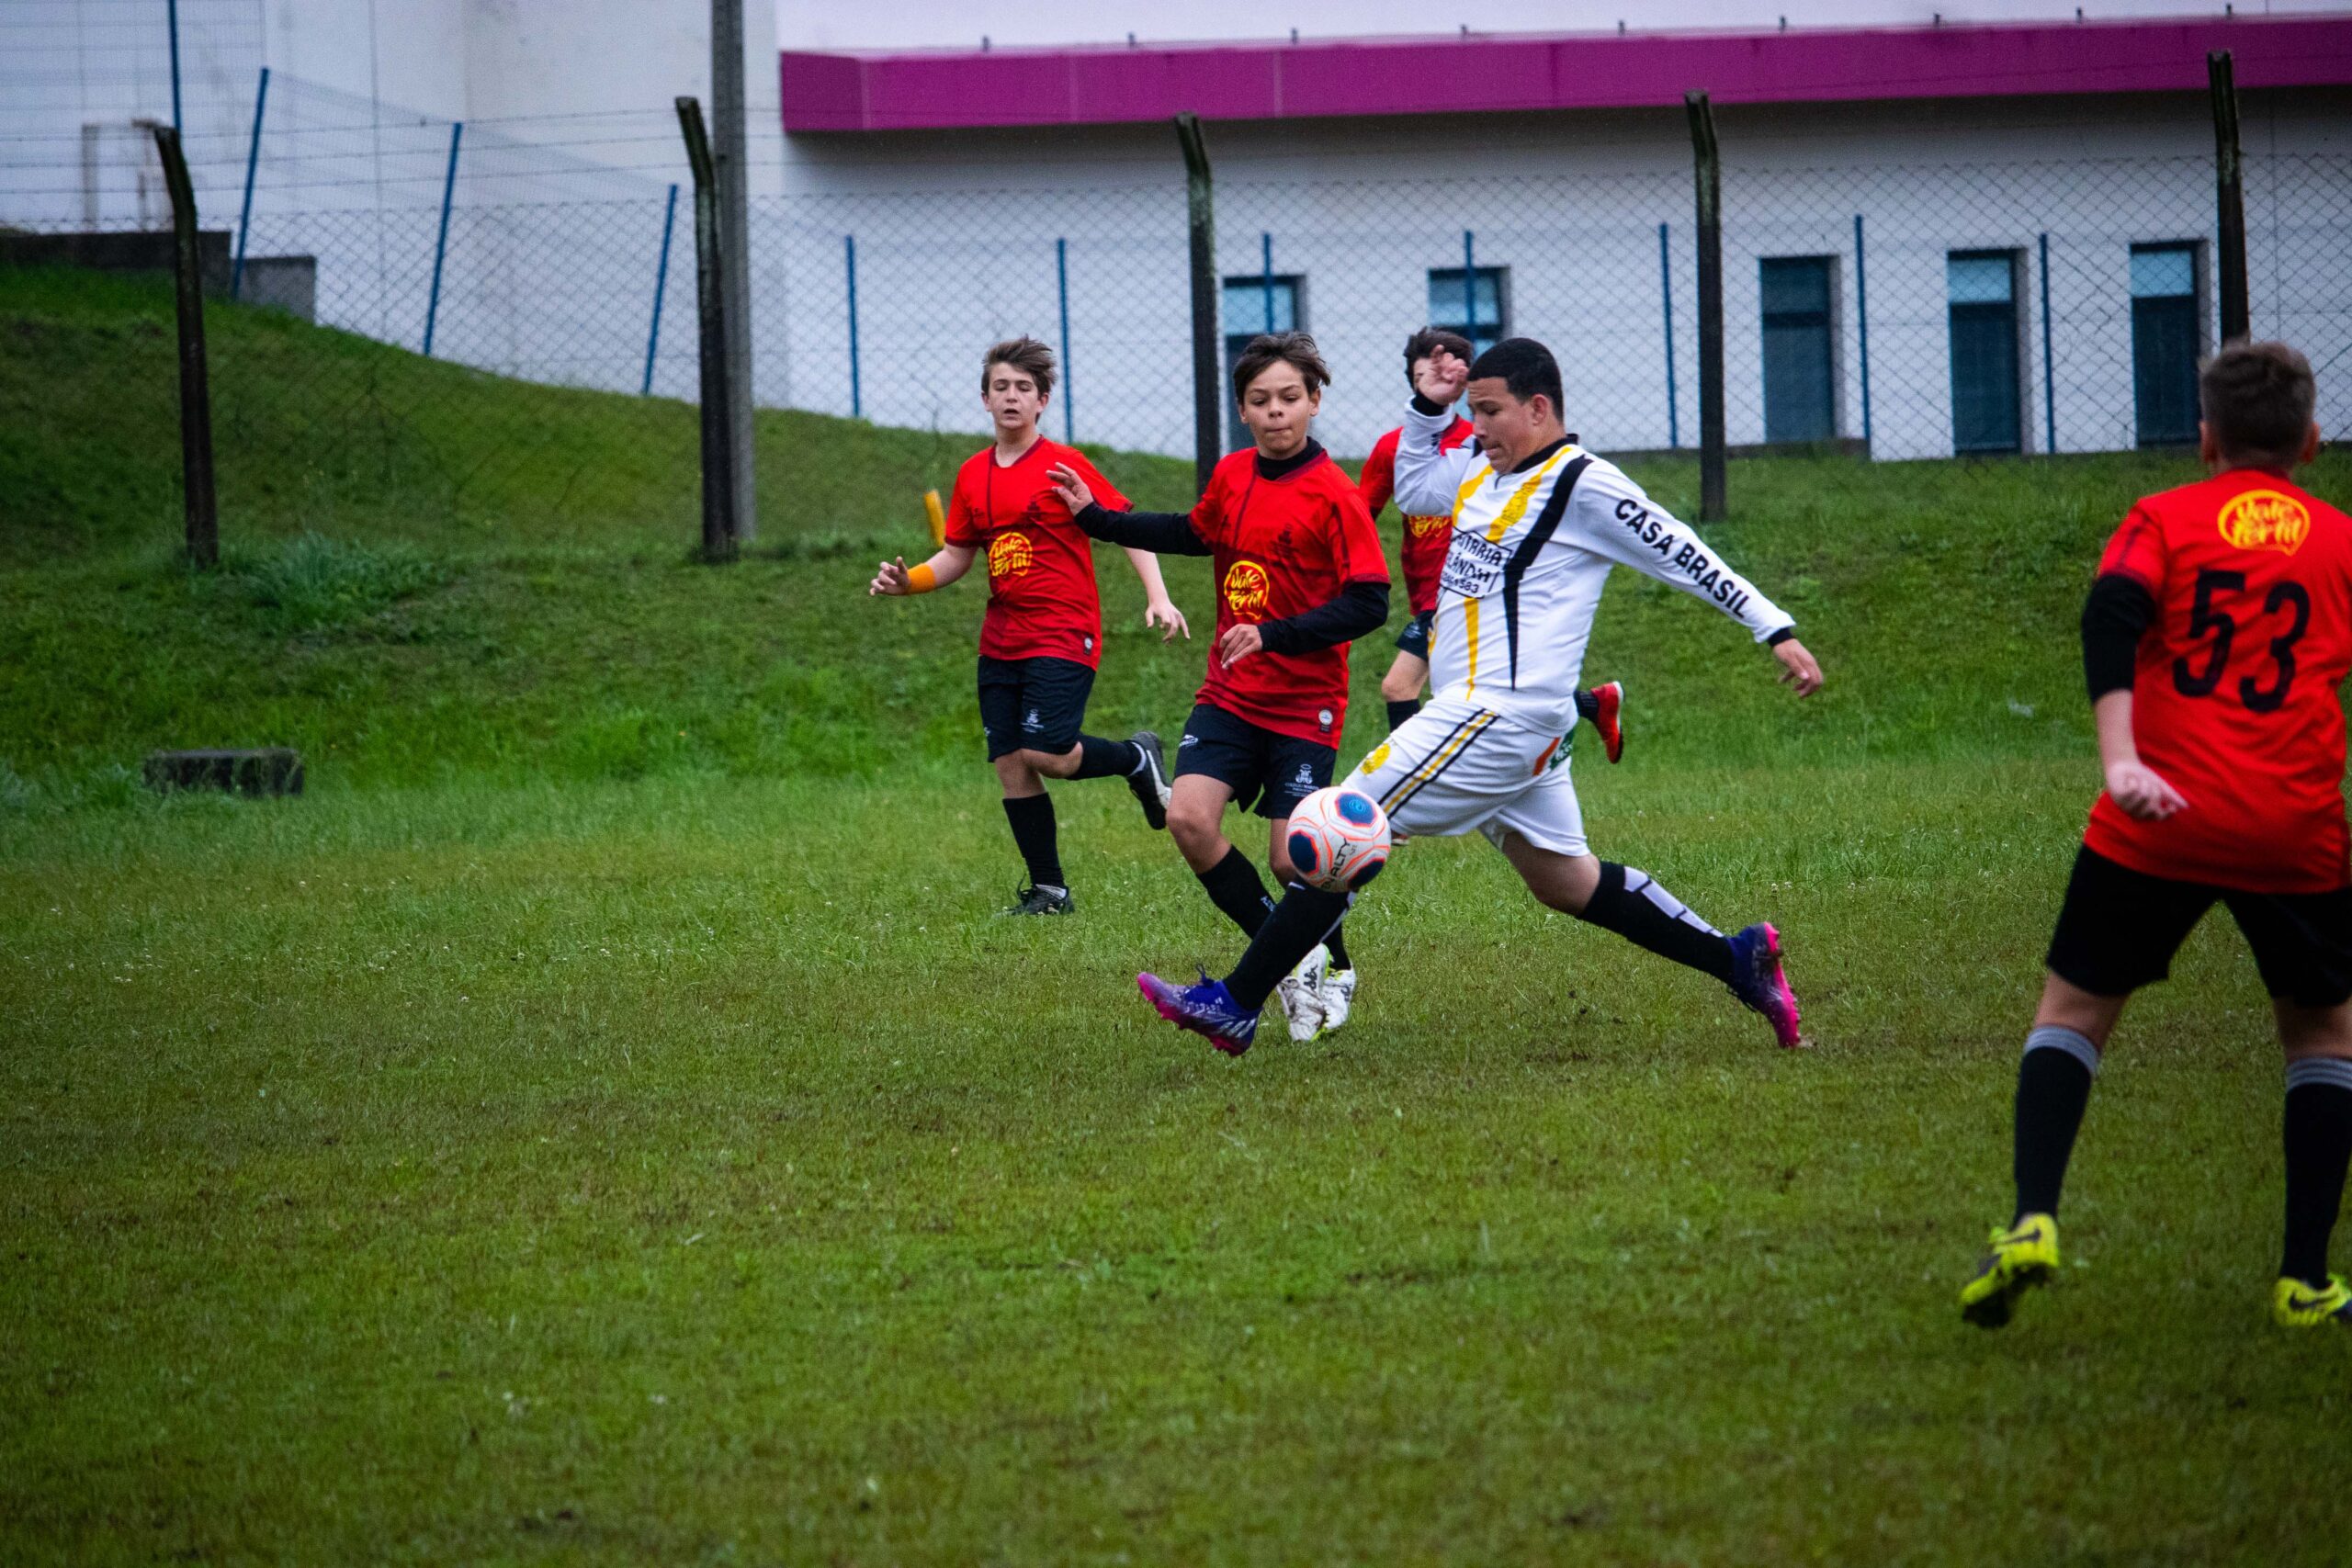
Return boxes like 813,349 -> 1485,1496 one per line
5,265 -> 2351,1563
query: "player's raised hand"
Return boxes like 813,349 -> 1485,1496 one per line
1772,637 -> 1824,697
1046,462 -> 1095,513
869,556 -> 913,596
1145,596 -> 1191,642
2104,757 -> 2189,821
1218,622 -> 1265,666
1415,348 -> 1471,407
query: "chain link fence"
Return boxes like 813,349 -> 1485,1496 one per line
6,54 -> 2350,550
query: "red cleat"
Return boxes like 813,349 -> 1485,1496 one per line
1589,681 -> 1625,764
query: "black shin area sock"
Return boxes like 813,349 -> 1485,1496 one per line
2282,1059 -> 2352,1286
1575,863 -> 1734,984
1385,698 -> 1421,732
1227,885 -> 1352,1011
2014,1027 -> 2099,1220
1324,925 -> 1352,970
1196,847 -> 1275,937
1001,794 -> 1062,889
1070,734 -> 1142,780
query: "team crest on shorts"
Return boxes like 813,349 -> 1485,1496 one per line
989,532 -> 1035,579
2217,491 -> 2311,555
1222,559 -> 1272,620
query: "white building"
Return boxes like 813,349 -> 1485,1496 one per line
6,2 -> 2349,460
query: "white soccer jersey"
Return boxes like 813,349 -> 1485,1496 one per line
1391,402 -> 1796,738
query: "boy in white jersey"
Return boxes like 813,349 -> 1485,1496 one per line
1138,338 -> 1825,1055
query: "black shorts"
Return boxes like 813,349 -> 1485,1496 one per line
1173,702 -> 1337,820
976,655 -> 1094,761
1394,608 -> 1434,660
2045,845 -> 2352,1008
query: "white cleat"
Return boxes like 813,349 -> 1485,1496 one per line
1275,943 -> 1329,1043
1318,967 -> 1357,1032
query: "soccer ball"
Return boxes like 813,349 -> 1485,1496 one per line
1285,786 -> 1392,893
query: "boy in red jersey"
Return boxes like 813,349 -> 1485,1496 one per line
1961,342 -> 2352,1332
1050,333 -> 1389,1041
1361,327 -> 1627,763
870,337 -> 1188,916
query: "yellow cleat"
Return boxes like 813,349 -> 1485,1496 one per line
2273,1274 -> 2352,1329
1960,1213 -> 2060,1328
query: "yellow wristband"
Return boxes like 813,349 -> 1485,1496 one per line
907,563 -> 938,593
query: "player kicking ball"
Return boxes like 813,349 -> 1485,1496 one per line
1132,336 -> 1823,1055
1361,326 -> 1627,763
1050,333 -> 1390,1042
1960,342 -> 2352,1332
870,336 -> 1187,916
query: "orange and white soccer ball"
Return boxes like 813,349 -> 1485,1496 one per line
1285,786 -> 1392,893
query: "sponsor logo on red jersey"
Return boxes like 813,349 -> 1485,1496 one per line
2217,490 -> 2312,556
988,532 -> 1033,580
1222,559 -> 1272,621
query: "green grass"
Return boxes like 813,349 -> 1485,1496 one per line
5,262 -> 2351,1563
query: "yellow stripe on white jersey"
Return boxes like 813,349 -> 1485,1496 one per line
1377,707 -> 1498,817
1457,446 -> 1576,691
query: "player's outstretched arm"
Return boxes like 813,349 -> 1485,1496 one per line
869,544 -> 975,597
1391,351 -> 1479,515
1046,463 -> 1215,558
1121,547 -> 1191,641
1574,463 -> 1821,696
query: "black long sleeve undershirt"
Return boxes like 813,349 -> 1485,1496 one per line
2081,571 -> 2157,701
1071,503 -> 1213,556
1258,578 -> 1390,657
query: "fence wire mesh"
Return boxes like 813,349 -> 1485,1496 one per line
6,50 -> 2351,550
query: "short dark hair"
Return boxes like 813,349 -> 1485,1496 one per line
1467,337 -> 1565,414
1402,327 -> 1475,384
981,336 -> 1056,401
1231,331 -> 1330,400
2200,340 -> 2316,467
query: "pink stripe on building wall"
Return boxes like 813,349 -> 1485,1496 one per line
779,17 -> 2352,133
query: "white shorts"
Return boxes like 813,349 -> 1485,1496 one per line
1349,696 -> 1588,857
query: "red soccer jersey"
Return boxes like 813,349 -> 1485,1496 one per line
1191,446 -> 1390,747
2084,468 -> 2352,893
1358,417 -> 1476,615
942,438 -> 1130,668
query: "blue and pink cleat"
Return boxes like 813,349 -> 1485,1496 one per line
1137,971 -> 1259,1055
1727,922 -> 1804,1048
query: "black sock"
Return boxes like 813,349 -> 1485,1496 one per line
1001,794 -> 1062,889
1575,863 -> 1733,984
2013,1027 -> 2099,1221
2281,1058 -> 2352,1287
1196,847 -> 1275,937
1070,734 -> 1141,780
1385,697 -> 1420,732
1227,884 -> 1352,1011
1574,687 -> 1599,722
1324,925 -> 1351,969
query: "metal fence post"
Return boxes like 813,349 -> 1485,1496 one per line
423,121 -> 462,356
232,67 -> 268,300
2039,231 -> 2058,454
1261,232 -> 1274,332
1659,221 -> 1679,450
643,182 -> 678,396
152,126 -> 216,569
1056,236 -> 1074,444
1463,230 -> 1476,338
711,0 -> 758,541
1174,112 -> 1220,492
1685,91 -> 1726,522
2209,50 -> 2249,344
844,234 -> 862,419
166,0 -> 184,135
676,96 -> 737,562
1853,214 -> 1872,457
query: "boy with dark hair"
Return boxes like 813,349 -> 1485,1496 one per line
1130,334 -> 1822,1056
870,336 -> 1188,916
1050,332 -> 1390,1041
1960,341 -> 2352,1331
1359,327 -> 1626,762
